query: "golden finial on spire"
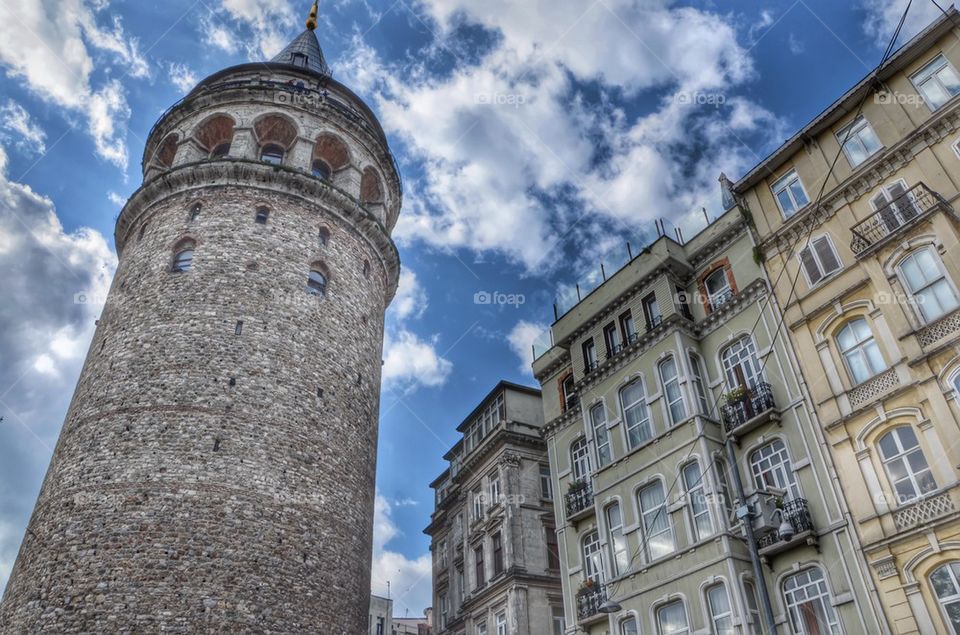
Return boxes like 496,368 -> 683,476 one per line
305,1 -> 319,30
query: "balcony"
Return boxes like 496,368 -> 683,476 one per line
721,382 -> 779,438
708,288 -> 735,312
576,582 -> 608,622
565,482 -> 594,522
850,182 -> 949,256
756,498 -> 817,561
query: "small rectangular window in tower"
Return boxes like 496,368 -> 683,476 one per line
235,321 -> 243,335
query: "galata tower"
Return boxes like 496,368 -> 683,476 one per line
0,2 -> 401,631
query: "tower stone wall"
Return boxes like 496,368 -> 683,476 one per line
0,29 -> 401,633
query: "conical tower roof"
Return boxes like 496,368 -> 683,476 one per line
270,27 -> 331,77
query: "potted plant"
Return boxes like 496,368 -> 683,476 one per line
568,480 -> 588,493
724,386 -> 749,404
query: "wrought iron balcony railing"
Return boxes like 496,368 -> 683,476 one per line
576,582 -> 607,621
565,482 -> 594,519
756,498 -> 814,552
721,382 -> 777,434
850,182 -> 947,255
709,288 -> 735,312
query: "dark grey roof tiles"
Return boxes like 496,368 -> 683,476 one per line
270,29 -> 331,77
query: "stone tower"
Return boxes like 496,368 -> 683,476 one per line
0,3 -> 401,632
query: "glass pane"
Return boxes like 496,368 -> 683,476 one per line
900,256 -> 924,292
878,432 -> 899,459
918,470 -> 938,494
860,124 -> 882,154
886,457 -> 909,481
864,341 -> 886,374
921,77 -> 950,109
789,180 -> 809,207
777,190 -> 796,216
621,618 -> 638,635
837,324 -> 857,351
844,139 -> 868,166
930,565 -> 957,598
658,602 -> 687,634
937,64 -> 960,96
845,351 -> 870,384
895,479 -> 918,502
907,448 -> 930,472
898,426 -> 919,448
708,585 -> 730,614
641,483 -> 665,509
933,280 -> 959,314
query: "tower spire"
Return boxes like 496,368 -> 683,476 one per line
305,1 -> 318,31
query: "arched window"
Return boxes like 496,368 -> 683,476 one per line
318,226 -> 330,246
837,318 -> 886,384
638,479 -> 674,560
171,242 -> 195,273
194,114 -> 235,158
570,437 -> 591,482
363,259 -> 371,279
619,617 -> 638,635
659,356 -> 686,425
361,166 -> 384,204
705,267 -> 733,310
255,207 -> 270,224
590,403 -> 611,467
720,336 -> 762,390
189,202 -> 201,221
561,374 -> 576,412
688,352 -> 710,415
312,159 -> 332,180
750,439 -> 800,500
620,379 -> 652,449
605,502 -> 628,576
713,459 -> 733,525
210,142 -> 231,157
681,461 -> 713,541
138,222 -> 149,243
307,267 -> 328,296
154,133 -> 178,168
260,143 -> 285,165
655,600 -> 689,635
929,562 -> 960,633
705,583 -> 733,635
581,530 -> 604,583
898,247 -> 959,323
878,427 -> 937,504
313,133 -> 350,173
782,568 -> 839,635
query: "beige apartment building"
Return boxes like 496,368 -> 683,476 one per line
531,203 -> 884,634
425,382 -> 563,634
732,9 -> 960,634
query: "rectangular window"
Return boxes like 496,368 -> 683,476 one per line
604,322 -> 622,357
620,617 -> 639,635
488,472 -> 501,506
771,169 -> 810,218
473,487 -> 484,521
659,356 -> 686,425
477,624 -> 487,635
744,581 -> 761,634
492,532 -> 504,576
688,353 -> 710,416
552,608 -> 566,635
898,247 -> 960,323
606,502 -> 628,576
639,480 -> 675,561
682,462 -> 713,541
707,584 -> 734,635
676,286 -> 693,320
540,464 -> 553,499
496,612 -> 507,635
911,53 -> 960,110
619,310 -> 636,344
837,116 -> 882,167
799,235 -> 842,286
656,600 -> 689,635
590,403 -> 611,467
642,292 -> 661,329
474,545 -> 485,587
582,338 -> 597,373
437,539 -> 447,568
440,593 -> 448,628
457,567 -> 464,604
545,526 -> 560,570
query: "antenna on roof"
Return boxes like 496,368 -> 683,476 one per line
600,263 -> 606,281
627,242 -> 633,259
675,227 -> 684,243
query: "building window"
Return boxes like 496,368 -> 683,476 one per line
189,202 -> 201,221
259,143 -> 285,165
659,356 -> 686,425
171,245 -> 194,273
799,235 -> 842,286
911,53 -> 960,110
363,260 -> 371,278
581,530 -> 604,582
318,226 -> 330,245
837,116 -> 882,167
713,459 -> 733,526
688,352 -> 710,416
704,268 -> 734,311
898,247 -> 959,323
210,142 -> 230,158
456,567 -> 464,603
582,338 -> 598,373
474,545 -> 485,587
878,426 -> 937,504
676,286 -> 693,320
439,593 -> 448,628
870,180 -> 920,231
312,159 -> 332,180
656,600 -> 689,635
771,169 -> 810,218
495,612 -> 507,635
721,336 -> 762,390
782,568 -> 840,635
307,268 -> 328,296
561,373 -> 576,412
930,562 -> 960,633
744,581 -> 762,632
620,379 -> 652,449
540,464 -> 552,499
620,310 -> 636,343
570,437 -> 591,482
477,623 -> 487,635
473,487 -> 484,521
545,526 -> 560,570
750,439 -> 801,500
620,617 -> 639,635
682,461 -> 713,541
837,318 -> 886,385
552,608 -> 565,635
290,52 -> 308,67
590,402 -> 611,467
638,479 -> 674,561
437,539 -> 447,568
255,207 -> 269,224
604,322 -> 622,357
706,583 -> 734,635
605,502 -> 628,576
643,292 -> 662,329
492,532 -> 504,576
488,471 -> 501,506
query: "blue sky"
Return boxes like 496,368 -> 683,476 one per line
0,0 -> 939,618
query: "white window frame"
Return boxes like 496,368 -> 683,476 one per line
836,116 -> 882,168
798,234 -> 843,287
930,562 -> 960,634
590,402 -> 612,467
488,472 -> 501,507
682,461 -> 714,542
605,502 -> 629,577
581,530 -> 604,583
705,582 -> 734,635
896,247 -> 960,324
877,426 -> 937,504
473,487 -> 485,521
750,438 -> 801,500
836,318 -> 886,385
656,599 -> 690,635
782,567 -> 841,635
620,378 -> 653,450
771,169 -> 810,219
539,463 -> 553,499
619,616 -> 639,635
638,479 -> 675,561
910,53 -> 960,111
495,611 -> 507,635
659,356 -> 687,426
704,268 -> 733,310
688,352 -> 711,416
720,336 -> 763,391
571,437 -> 591,482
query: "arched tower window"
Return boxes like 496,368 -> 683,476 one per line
318,226 -> 330,245
313,133 -> 350,175
154,133 -> 178,168
255,114 -> 297,166
171,240 -> 195,273
360,166 -> 384,204
312,159 -> 332,180
255,207 -> 270,224
189,202 -> 201,221
307,263 -> 329,296
194,114 -> 235,158
260,144 -> 285,165
363,260 -> 371,278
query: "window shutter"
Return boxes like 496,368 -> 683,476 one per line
799,246 -> 822,285
813,236 -> 841,275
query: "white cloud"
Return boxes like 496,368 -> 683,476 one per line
0,100 -> 46,155
208,0 -> 296,60
0,143 -> 117,595
390,269 -> 428,321
507,320 -> 549,375
862,0 -> 942,44
787,32 -> 805,55
0,0 -> 145,168
168,62 -> 198,93
107,191 -> 125,206
371,493 -> 432,618
382,329 -> 453,391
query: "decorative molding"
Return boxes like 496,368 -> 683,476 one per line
848,368 -> 899,410
894,492 -> 956,531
